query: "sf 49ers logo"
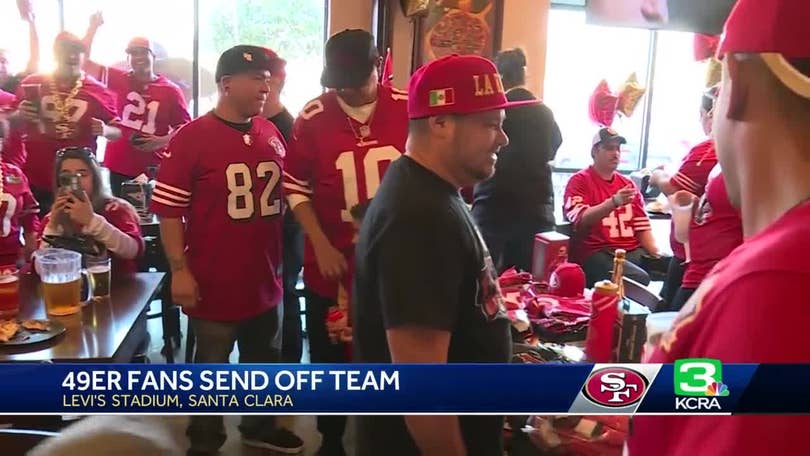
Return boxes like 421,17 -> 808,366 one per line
582,367 -> 648,408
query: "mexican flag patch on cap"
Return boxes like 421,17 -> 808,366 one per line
429,88 -> 455,107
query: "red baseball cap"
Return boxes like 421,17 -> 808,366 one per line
407,54 -> 538,119
548,262 -> 585,298
126,37 -> 157,55
718,0 -> 810,99
53,31 -> 86,54
263,47 -> 287,80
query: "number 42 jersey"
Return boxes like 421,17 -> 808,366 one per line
150,113 -> 286,322
284,86 -> 408,299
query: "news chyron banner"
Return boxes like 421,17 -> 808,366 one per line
0,361 -> 803,414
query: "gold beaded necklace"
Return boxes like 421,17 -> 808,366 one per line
48,76 -> 83,123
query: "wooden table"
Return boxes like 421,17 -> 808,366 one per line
0,272 -> 166,363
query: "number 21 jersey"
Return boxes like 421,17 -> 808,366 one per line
150,113 -> 286,322
284,86 -> 408,299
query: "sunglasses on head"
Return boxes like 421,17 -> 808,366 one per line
56,147 -> 97,162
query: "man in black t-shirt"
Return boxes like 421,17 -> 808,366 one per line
353,54 -> 538,456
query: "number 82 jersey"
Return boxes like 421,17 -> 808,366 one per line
149,113 -> 285,322
284,86 -> 408,299
563,166 -> 650,262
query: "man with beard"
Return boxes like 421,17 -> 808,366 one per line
82,12 -> 190,196
150,45 -> 303,455
353,54 -> 527,456
629,0 -> 810,453
13,31 -> 120,213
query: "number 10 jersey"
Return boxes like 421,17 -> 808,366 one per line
150,113 -> 286,322
284,86 -> 408,299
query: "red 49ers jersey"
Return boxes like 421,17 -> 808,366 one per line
15,73 -> 118,190
284,86 -> 408,299
668,139 -> 718,259
0,163 -> 39,267
564,166 -> 650,262
150,113 -> 286,322
92,65 -> 191,178
1,90 -> 26,168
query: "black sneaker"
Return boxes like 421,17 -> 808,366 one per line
242,427 -> 304,454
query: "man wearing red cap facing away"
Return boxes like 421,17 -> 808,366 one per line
11,31 -> 120,214
629,1 -> 810,454
283,29 -> 408,455
83,12 -> 190,196
353,54 -> 534,456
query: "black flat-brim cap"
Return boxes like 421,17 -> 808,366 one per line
321,29 -> 379,89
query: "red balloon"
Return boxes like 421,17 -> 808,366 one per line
589,80 -> 618,127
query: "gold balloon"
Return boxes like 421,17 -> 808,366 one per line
617,73 -> 646,118
705,57 -> 722,89
400,0 -> 431,17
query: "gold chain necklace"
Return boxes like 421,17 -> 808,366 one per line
48,76 -> 83,122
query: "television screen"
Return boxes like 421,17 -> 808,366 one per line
586,0 -> 737,35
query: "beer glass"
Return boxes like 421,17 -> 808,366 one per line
0,268 -> 20,318
87,255 -> 111,299
36,249 -> 84,316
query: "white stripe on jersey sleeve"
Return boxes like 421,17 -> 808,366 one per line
283,182 -> 314,195
283,171 -> 310,187
151,194 -> 189,208
287,193 -> 311,211
155,181 -> 192,197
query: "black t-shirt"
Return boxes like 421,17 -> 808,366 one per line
472,87 -> 562,227
267,108 -> 294,142
353,155 -> 512,456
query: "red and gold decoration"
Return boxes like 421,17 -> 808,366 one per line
616,72 -> 646,118
694,33 -> 722,88
414,0 -> 503,67
588,80 -> 619,127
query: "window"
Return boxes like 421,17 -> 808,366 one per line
198,0 -> 326,116
544,8 -> 652,172
0,1 -> 62,75
62,0 -> 195,109
645,31 -> 711,168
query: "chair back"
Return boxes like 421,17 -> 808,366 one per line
623,276 -> 663,311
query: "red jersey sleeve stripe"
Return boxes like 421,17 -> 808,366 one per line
283,182 -> 314,195
283,171 -> 310,187
153,188 -> 190,206
151,194 -> 189,208
670,172 -> 701,194
155,182 -> 192,197
566,204 -> 589,224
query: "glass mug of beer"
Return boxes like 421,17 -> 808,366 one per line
35,249 -> 86,316
0,268 -> 20,319
86,255 -> 111,299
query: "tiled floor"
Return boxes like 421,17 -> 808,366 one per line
143,301 -> 355,455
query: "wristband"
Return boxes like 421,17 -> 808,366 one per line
611,195 -> 619,208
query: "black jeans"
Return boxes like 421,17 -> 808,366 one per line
669,287 -> 696,313
473,209 -> 555,274
282,211 -> 304,363
31,187 -> 54,216
186,306 -> 282,453
581,248 -> 651,288
108,171 -> 133,198
306,291 -> 348,446
660,256 -> 686,309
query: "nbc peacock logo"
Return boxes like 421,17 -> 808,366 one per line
706,381 -> 730,397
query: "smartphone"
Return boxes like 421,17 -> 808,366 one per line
20,83 -> 41,103
59,173 -> 85,201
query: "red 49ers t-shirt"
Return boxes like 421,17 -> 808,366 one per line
1,90 -> 27,169
150,113 -> 285,322
92,65 -> 190,178
681,173 -> 742,288
628,200 -> 810,456
15,73 -> 118,190
668,139 -> 717,259
0,163 -> 39,267
283,86 -> 408,299
563,166 -> 650,262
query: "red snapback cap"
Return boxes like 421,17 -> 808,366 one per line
407,54 -> 538,119
548,262 -> 585,298
718,0 -> 810,99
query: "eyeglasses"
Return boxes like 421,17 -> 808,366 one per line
56,147 -> 97,162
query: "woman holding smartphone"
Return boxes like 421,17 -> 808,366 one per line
39,147 -> 143,274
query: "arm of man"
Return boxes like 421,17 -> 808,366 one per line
149,129 -> 198,307
376,213 -> 468,456
24,12 -> 39,75
631,187 -> 659,256
284,114 -> 347,279
387,328 -> 466,456
564,173 -> 618,230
